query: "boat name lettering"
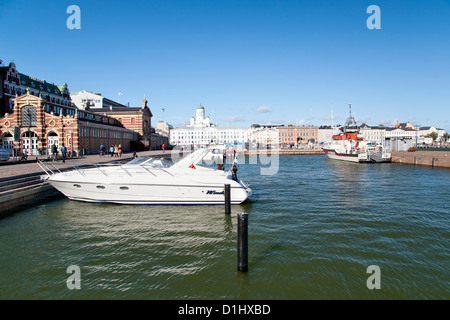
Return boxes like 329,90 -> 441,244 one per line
206,190 -> 224,195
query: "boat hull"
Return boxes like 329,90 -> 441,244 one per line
46,179 -> 251,205
323,148 -> 362,163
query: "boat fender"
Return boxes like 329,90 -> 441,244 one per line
189,164 -> 196,169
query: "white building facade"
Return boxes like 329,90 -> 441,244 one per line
247,126 -> 279,148
70,90 -> 104,109
170,105 -> 248,147
318,126 -> 341,144
359,125 -> 386,143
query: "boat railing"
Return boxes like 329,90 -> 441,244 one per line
72,165 -> 86,176
94,164 -> 109,177
37,160 -> 55,177
38,160 -> 175,178
78,163 -> 175,177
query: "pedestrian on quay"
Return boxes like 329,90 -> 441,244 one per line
162,144 -> 166,153
61,144 -> 67,163
52,143 -> 58,161
110,145 -> 114,157
118,144 -> 122,157
133,151 -> 138,159
114,145 -> 119,157
100,142 -> 105,156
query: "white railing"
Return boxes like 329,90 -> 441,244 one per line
37,160 -> 174,178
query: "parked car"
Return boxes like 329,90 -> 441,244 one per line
0,147 -> 10,161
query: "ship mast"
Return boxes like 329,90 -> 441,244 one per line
344,104 -> 357,132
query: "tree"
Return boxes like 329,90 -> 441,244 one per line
425,132 -> 438,141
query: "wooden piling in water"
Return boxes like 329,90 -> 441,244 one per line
225,184 -> 231,214
237,212 -> 248,272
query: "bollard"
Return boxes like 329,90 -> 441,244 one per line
237,212 -> 248,272
225,184 -> 231,214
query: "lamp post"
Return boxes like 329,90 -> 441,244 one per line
415,124 -> 420,148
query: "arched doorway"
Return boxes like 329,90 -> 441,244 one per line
22,131 -> 38,156
2,132 -> 14,155
47,132 -> 59,156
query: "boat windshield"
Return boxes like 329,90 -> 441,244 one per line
126,156 -> 173,168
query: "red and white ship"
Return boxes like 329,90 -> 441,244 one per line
322,105 -> 391,163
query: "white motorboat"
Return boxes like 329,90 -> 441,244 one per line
39,148 -> 252,205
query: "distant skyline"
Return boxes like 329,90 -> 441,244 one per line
1,0 -> 449,131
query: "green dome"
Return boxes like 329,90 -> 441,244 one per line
197,104 -> 204,110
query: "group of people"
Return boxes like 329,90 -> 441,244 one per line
100,143 -> 122,157
51,143 -> 67,163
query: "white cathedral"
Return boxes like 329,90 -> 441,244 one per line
188,104 -> 213,127
170,104 -> 247,147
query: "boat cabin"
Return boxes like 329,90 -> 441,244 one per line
332,132 -> 364,141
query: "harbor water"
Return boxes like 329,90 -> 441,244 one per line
0,155 -> 448,299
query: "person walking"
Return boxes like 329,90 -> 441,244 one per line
61,144 -> 67,163
100,143 -> 105,156
114,145 -> 119,157
162,144 -> 166,153
51,143 -> 58,161
110,145 -> 114,157
118,145 -> 123,157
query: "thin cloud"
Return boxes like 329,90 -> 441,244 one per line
223,115 -> 246,123
322,115 -> 340,121
378,119 -> 399,127
257,106 -> 272,113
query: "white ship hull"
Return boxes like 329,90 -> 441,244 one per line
48,179 -> 250,205
323,148 -> 362,163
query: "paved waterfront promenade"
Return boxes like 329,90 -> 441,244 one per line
0,150 -> 167,180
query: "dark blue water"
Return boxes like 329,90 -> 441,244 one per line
0,155 -> 448,299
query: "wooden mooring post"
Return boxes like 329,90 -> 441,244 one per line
237,212 -> 249,272
225,184 -> 231,214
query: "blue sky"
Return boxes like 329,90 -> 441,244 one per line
1,0 -> 449,130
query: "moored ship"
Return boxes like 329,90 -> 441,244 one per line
322,105 -> 391,163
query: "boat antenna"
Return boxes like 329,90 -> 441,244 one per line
331,104 -> 334,127
344,103 -> 357,130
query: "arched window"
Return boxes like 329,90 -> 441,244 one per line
21,105 -> 37,126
